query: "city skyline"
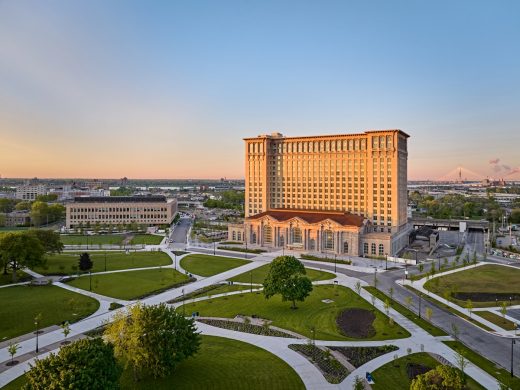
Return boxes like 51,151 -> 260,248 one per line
1,1 -> 519,180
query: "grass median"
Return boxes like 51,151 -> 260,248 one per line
180,254 -> 250,277
229,263 -> 335,284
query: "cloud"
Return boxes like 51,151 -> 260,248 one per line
489,158 -> 500,164
506,167 -> 520,176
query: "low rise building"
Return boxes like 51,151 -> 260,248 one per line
1,211 -> 31,227
65,196 -> 177,229
16,183 -> 47,200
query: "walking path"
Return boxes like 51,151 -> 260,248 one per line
0,249 -> 504,389
401,262 -> 520,336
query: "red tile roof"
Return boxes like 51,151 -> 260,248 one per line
247,209 -> 365,227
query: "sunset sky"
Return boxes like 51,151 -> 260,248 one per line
1,1 -> 519,180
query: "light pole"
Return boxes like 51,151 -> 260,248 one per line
385,253 -> 388,270
213,239 -> 216,256
511,337 -> 516,377
104,251 -> 107,272
334,254 -> 337,273
174,253 -> 177,270
34,314 -> 41,354
418,292 -> 422,319
182,288 -> 185,316
89,271 -> 92,291
250,271 -> 253,293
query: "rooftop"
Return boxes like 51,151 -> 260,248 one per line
247,209 -> 365,227
72,196 -> 167,203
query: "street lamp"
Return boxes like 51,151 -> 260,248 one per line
104,251 -> 107,272
385,253 -> 388,270
511,337 -> 517,377
89,271 -> 92,291
418,293 -> 422,319
334,280 -> 339,296
334,254 -> 337,273
182,288 -> 185,316
250,271 -> 253,293
174,253 -> 177,270
34,314 -> 42,354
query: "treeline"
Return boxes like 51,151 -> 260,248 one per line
409,192 -> 504,222
0,196 -> 64,227
203,190 -> 244,210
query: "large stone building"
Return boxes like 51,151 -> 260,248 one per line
15,183 -> 47,201
65,196 -> 177,229
228,129 -> 411,256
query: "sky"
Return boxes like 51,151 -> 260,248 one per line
0,0 -> 519,180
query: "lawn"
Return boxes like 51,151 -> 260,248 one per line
0,270 -> 32,286
364,286 -> 448,336
60,234 -> 125,246
169,284 -> 255,304
180,254 -> 250,277
66,268 -> 191,300
0,285 -> 99,341
475,311 -> 517,331
443,341 -> 520,390
371,352 -> 484,390
229,263 -> 335,284
129,234 -> 164,245
2,336 -> 304,390
32,251 -> 172,275
424,264 -> 520,307
180,285 -> 410,341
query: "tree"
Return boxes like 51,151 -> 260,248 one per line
411,365 -> 463,390
418,263 -> 424,274
353,375 -> 364,390
104,303 -> 200,381
78,252 -> 93,272
388,287 -> 394,301
425,307 -> 433,322
27,230 -> 63,254
61,321 -> 71,344
466,299 -> 473,318
404,296 -> 412,309
263,256 -> 313,309
354,280 -> 361,295
30,201 -> 50,227
451,322 -> 460,340
455,351 -> 468,384
24,338 -> 121,390
0,232 -> 45,282
500,301 -> 508,321
15,201 -> 31,211
7,341 -> 20,366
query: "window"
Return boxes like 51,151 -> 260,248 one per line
343,241 -> 349,253
323,230 -> 334,250
364,243 -> 369,254
371,243 -> 376,255
379,244 -> 384,256
232,231 -> 236,240
292,227 -> 302,244
263,225 -> 273,243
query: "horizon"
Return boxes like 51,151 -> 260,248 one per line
1,1 -> 519,180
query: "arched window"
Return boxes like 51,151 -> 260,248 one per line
379,244 -> 384,256
323,230 -> 334,250
343,241 -> 349,254
292,227 -> 302,244
251,232 -> 257,244
232,231 -> 236,240
263,225 -> 273,243
363,243 -> 369,254
371,243 -> 376,255
237,232 -> 242,241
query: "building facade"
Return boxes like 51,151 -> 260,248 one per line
65,196 -> 177,229
15,184 -> 47,201
234,130 -> 411,256
1,211 -> 31,227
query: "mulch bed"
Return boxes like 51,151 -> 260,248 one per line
406,362 -> 432,379
330,345 -> 399,368
336,308 -> 376,338
197,318 -> 294,338
289,344 -> 349,384
452,292 -> 520,303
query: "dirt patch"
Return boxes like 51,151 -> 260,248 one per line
336,308 -> 376,338
406,362 -> 432,379
452,292 -> 520,303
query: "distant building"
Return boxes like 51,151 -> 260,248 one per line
1,211 -> 31,227
65,196 -> 177,229
229,129 -> 411,256
15,183 -> 47,201
49,185 -> 110,201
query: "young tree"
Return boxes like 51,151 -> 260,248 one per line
425,307 -> 433,322
354,280 -> 361,295
384,299 -> 390,317
455,351 -> 468,384
24,338 -> 120,389
404,296 -> 412,309
373,270 -> 378,288
104,303 -> 200,381
418,263 -> 424,274
78,252 -> 93,272
388,287 -> 394,301
500,301 -> 508,321
451,322 -> 460,340
263,256 -> 313,309
466,299 -> 473,318
7,342 -> 20,366
61,321 -> 71,344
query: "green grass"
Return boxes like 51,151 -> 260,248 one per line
60,234 -> 125,245
364,286 -> 448,336
474,311 -> 517,331
32,251 -> 172,275
169,284 -> 256,304
404,286 -> 495,332
371,352 -> 484,390
1,374 -> 27,390
129,234 -> 164,245
0,285 -> 99,341
180,254 -> 250,277
424,264 -> 520,307
443,341 -> 520,390
180,285 -> 410,341
1,335 -> 304,390
229,263 -> 336,284
66,268 -> 191,300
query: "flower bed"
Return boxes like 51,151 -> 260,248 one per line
289,344 -> 349,383
167,284 -> 226,304
330,345 -> 398,368
197,318 -> 294,338
300,254 -> 352,265
217,246 -> 266,254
